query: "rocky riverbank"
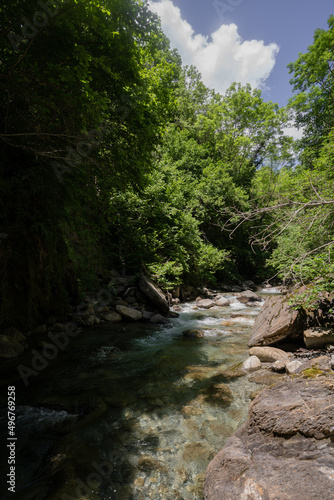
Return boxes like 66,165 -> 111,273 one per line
204,290 -> 334,500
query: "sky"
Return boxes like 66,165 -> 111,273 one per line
147,0 -> 333,110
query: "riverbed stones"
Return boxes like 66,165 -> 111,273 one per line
0,334 -> 25,358
242,355 -> 262,372
204,374 -> 334,500
248,294 -> 305,347
249,346 -> 289,363
116,305 -> 142,321
303,326 -> 334,348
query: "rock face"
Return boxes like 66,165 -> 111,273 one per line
304,327 -> 334,348
204,374 -> 334,500
249,346 -> 289,363
248,295 -> 305,347
139,274 -> 169,313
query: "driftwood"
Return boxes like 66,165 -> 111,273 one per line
139,274 -> 169,313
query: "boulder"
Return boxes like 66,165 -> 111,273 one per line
204,374 -> 334,500
103,312 -> 122,322
4,327 -> 26,343
248,295 -> 305,347
196,299 -> 215,309
303,327 -> 334,348
139,274 -> 169,313
242,356 -> 262,372
115,305 -> 142,321
0,335 -> 25,358
214,296 -> 231,307
249,346 -> 289,363
237,290 -> 261,304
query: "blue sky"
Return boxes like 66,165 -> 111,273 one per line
147,0 -> 333,109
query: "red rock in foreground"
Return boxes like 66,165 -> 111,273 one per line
204,374 -> 334,500
248,295 -> 305,347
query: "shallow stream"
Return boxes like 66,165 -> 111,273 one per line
0,289 -> 279,500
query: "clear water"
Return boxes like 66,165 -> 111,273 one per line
0,293 -> 269,500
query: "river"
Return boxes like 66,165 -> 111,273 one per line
0,289 -> 279,500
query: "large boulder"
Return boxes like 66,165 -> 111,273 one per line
204,374 -> 334,500
139,274 -> 169,313
248,295 -> 305,347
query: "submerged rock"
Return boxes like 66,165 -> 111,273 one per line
183,329 -> 204,339
248,295 -> 305,347
204,374 -> 334,500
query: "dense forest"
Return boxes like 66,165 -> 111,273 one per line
1,1 -> 334,329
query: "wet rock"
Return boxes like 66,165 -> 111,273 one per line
103,312 -> 122,322
142,310 -> 154,320
248,369 -> 284,385
214,296 -> 231,307
242,356 -> 262,372
249,346 -> 289,363
216,363 -> 245,381
237,290 -> 261,304
304,327 -> 334,348
168,311 -> 180,319
182,442 -> 212,462
116,305 -> 142,321
248,294 -> 305,347
286,359 -> 303,374
204,374 -> 334,500
196,298 -> 215,309
173,305 -> 182,312
150,314 -> 169,325
0,335 -> 25,358
183,329 -> 204,339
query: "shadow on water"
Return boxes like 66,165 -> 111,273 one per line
0,301 -> 263,500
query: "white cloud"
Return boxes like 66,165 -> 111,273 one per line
148,0 -> 279,95
283,126 -> 304,140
